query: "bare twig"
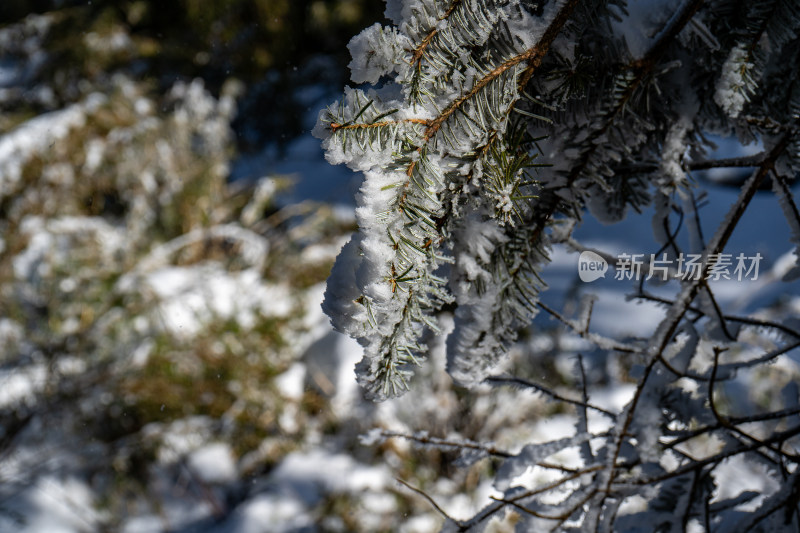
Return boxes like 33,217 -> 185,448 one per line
485,374 -> 616,417
396,478 -> 458,523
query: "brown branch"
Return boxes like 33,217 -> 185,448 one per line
410,0 -> 463,66
411,30 -> 438,65
396,478 -> 457,522
419,0 -> 581,146
401,2 -> 580,231
329,118 -> 431,132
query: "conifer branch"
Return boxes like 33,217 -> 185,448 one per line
518,0 -> 709,258
318,0 -> 800,527
409,0 -> 464,66
420,0 -> 581,146
567,0 -> 706,186
330,118 -> 431,132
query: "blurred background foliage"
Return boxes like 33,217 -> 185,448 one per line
0,0 -> 385,148
0,2 -> 424,530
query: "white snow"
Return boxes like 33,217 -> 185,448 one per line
347,24 -> 411,84
274,362 -> 307,401
187,443 -> 238,484
0,94 -> 105,200
151,416 -> 215,464
712,454 -> 780,510
5,476 -> 101,533
121,515 -> 165,533
132,265 -> 291,338
714,43 -> 755,119
207,493 -> 312,533
269,449 -> 391,502
0,364 -> 47,408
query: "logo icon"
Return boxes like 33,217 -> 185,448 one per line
578,251 -> 608,282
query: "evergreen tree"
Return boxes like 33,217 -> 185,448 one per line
317,0 -> 800,530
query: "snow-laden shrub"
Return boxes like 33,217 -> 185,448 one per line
317,0 -> 800,530
0,64 -> 353,529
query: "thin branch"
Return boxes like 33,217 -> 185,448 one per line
663,405 -> 800,451
490,487 -> 596,521
634,290 -> 800,340
719,338 -> 800,374
409,0 -> 463,66
700,282 -> 736,341
690,188 -> 708,249
577,354 -> 595,463
330,117 -> 431,132
396,478 -> 458,523
617,153 -> 767,173
378,429 -> 512,458
772,170 -> 800,237
688,153 -> 766,170
462,465 -> 604,528
485,374 -> 616,417
627,423 -> 800,486
604,130 -> 794,505
536,300 -> 639,353
708,347 -> 787,460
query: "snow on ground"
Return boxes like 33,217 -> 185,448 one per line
187,443 -> 238,485
136,265 -> 293,338
0,477 -> 102,533
0,364 -> 47,408
0,94 -> 106,197
205,493 -> 313,533
269,449 -> 390,502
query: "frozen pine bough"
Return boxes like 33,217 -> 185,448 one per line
316,0 -> 800,531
